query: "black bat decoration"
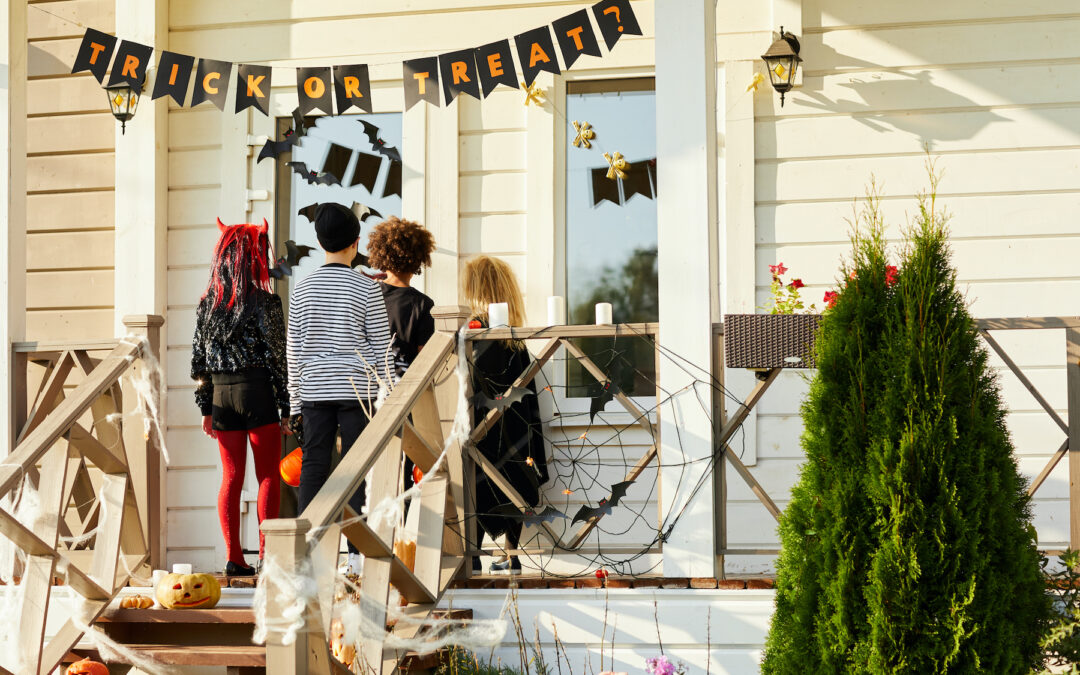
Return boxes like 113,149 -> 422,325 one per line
571,480 -> 634,524
518,505 -> 567,527
298,202 -> 383,224
270,240 -> 315,280
359,120 -> 402,162
287,161 -> 341,186
350,251 -> 369,268
589,379 -> 619,423
257,108 -> 310,163
472,385 -> 532,412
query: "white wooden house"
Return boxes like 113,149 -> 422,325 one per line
2,0 -> 1078,672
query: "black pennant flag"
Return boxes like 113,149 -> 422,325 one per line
333,64 -> 372,114
71,28 -> 116,83
553,10 -> 602,69
474,40 -> 518,97
515,26 -> 561,87
591,167 -> 620,206
403,57 -> 440,110
439,49 -> 481,105
383,159 -> 402,198
349,152 -> 382,193
322,143 -> 352,185
152,51 -> 195,105
236,64 -> 272,115
622,160 -> 654,202
106,40 -> 152,89
191,58 -> 232,111
592,0 -> 642,50
297,67 -> 333,115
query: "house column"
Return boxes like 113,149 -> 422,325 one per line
656,0 -> 720,577
1,0 -> 27,454
114,0 -> 168,335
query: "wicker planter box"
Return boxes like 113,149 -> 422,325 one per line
724,313 -> 821,369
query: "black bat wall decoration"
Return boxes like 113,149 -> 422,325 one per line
298,202 -> 384,224
360,120 -> 402,162
287,161 -> 341,186
351,251 -> 370,269
270,240 -> 315,279
257,108 -> 310,163
571,480 -> 634,524
589,379 -> 618,423
517,505 -> 567,527
473,385 -> 532,412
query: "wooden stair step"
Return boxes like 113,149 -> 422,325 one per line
68,644 -> 265,667
96,607 -> 256,624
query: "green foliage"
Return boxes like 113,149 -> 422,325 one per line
436,646 -> 549,675
761,169 -> 1050,674
1042,551 -> 1080,673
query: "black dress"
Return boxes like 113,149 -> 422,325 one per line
470,338 -> 549,544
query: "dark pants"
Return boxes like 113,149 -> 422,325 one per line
298,401 -> 370,554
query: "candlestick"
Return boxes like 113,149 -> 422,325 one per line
595,302 -> 613,325
488,302 -> 509,328
547,296 -> 566,326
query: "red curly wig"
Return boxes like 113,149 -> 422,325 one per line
202,218 -> 274,316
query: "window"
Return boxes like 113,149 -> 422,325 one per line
564,78 -> 657,398
276,113 -> 403,291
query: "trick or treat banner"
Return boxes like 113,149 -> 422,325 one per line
71,0 -> 641,116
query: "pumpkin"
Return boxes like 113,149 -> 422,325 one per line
155,572 -> 221,609
66,658 -> 109,675
279,447 -> 303,487
329,618 -> 356,666
412,465 -> 424,485
119,594 -> 153,609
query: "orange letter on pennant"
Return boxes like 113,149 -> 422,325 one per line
529,43 -> 550,67
304,76 -> 325,99
121,54 -> 140,79
566,26 -> 585,50
246,74 -> 266,98
202,72 -> 220,94
451,61 -> 470,85
343,76 -> 362,99
88,42 -> 107,65
413,71 -> 430,95
487,53 -> 504,77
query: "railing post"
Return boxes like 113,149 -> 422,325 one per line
122,314 -> 165,569
1067,328 -> 1080,551
263,517 -> 318,674
430,306 -> 472,575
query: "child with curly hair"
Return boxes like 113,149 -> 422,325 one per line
366,216 -> 437,376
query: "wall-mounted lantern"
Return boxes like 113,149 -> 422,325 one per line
105,78 -> 142,134
761,26 -> 802,107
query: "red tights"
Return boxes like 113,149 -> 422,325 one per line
216,423 -> 281,566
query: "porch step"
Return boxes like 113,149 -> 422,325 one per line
67,644 -> 264,667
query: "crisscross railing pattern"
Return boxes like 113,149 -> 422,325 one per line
1,315 -> 163,675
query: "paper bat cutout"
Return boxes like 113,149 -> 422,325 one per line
517,505 -> 567,527
473,385 -> 532,412
589,379 -> 619,422
571,481 -> 634,524
351,251 -> 369,268
257,108 -> 310,163
287,161 -> 341,186
298,202 -> 383,224
270,240 -> 315,279
359,120 -> 402,162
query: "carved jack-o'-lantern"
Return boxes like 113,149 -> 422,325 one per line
66,658 -> 109,675
155,572 -> 221,609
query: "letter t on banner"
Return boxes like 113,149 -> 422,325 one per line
403,57 -> 440,110
71,28 -> 117,83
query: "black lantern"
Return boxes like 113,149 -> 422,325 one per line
761,26 -> 802,107
104,79 -> 142,134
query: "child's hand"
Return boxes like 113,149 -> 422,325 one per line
202,415 -> 216,439
280,417 -> 293,436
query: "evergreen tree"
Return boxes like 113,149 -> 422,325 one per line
762,174 -> 1049,673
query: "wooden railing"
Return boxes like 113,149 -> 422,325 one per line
262,314 -> 663,674
2,315 -> 164,675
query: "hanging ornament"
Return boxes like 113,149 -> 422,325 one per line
746,71 -> 766,93
604,151 -> 629,180
523,81 -> 545,107
572,120 -> 595,149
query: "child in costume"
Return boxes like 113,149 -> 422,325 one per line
287,203 -> 394,575
462,255 -> 549,574
191,218 -> 289,576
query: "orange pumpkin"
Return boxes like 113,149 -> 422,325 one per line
329,618 -> 356,666
412,465 -> 424,485
280,447 -> 303,487
119,594 -> 153,609
155,572 -> 221,609
66,658 -> 109,675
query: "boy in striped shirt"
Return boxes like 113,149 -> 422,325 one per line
286,202 -> 393,575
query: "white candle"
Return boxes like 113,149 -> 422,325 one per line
152,569 -> 168,607
171,563 -> 192,575
488,302 -> 509,328
547,296 -> 566,326
595,302 -> 613,325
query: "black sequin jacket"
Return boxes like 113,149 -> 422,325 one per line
190,290 -> 289,418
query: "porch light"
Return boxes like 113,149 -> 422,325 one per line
105,78 -> 141,134
761,26 -> 802,107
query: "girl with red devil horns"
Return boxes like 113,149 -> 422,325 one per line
191,218 -> 290,576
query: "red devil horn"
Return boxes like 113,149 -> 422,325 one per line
258,218 -> 269,235
216,217 -> 228,232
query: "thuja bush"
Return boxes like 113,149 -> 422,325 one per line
762,170 -> 1049,673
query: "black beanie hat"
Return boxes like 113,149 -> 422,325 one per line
314,202 -> 361,253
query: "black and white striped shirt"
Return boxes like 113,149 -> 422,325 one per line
286,264 -> 394,414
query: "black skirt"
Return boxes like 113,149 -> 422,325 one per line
211,369 -> 280,432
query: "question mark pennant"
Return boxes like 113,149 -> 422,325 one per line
592,0 -> 642,50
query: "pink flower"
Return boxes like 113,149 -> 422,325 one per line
823,291 -> 839,309
646,657 -> 676,675
788,278 -> 805,290
769,262 -> 788,277
885,265 -> 898,287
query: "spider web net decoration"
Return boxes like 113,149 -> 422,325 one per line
455,325 -> 752,579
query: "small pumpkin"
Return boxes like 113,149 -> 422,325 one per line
119,594 -> 154,609
329,618 -> 356,666
155,572 -> 221,609
66,658 -> 109,675
280,447 -> 303,487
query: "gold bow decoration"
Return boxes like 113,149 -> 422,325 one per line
604,151 -> 629,180
572,120 -> 595,149
523,82 -> 545,107
746,71 -> 766,93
